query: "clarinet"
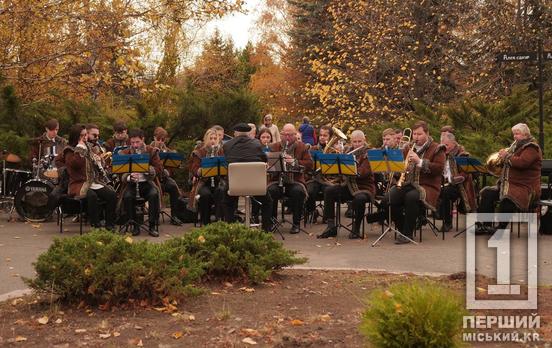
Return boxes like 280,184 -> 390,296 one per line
134,147 -> 142,200
279,141 -> 289,190
210,145 -> 217,188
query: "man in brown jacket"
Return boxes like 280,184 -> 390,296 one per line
120,128 -> 163,237
268,123 -> 313,233
438,132 -> 477,232
317,130 -> 375,239
385,121 -> 446,244
477,123 -> 542,234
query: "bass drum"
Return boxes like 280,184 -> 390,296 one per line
15,179 -> 54,222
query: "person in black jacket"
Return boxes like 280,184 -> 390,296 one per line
222,123 -> 273,231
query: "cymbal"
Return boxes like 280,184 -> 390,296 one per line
1,152 -> 22,163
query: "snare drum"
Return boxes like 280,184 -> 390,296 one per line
1,169 -> 32,197
15,179 -> 54,222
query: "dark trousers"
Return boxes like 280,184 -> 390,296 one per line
306,180 -> 329,214
222,192 -> 273,231
198,184 -> 224,225
123,181 -> 160,227
267,183 -> 305,226
384,185 -> 420,237
323,185 -> 371,228
478,187 -> 517,229
86,186 -> 117,228
161,177 -> 180,216
438,185 -> 460,224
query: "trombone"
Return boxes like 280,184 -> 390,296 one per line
398,128 -> 412,149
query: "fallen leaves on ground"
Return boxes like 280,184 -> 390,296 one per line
290,319 -> 304,326
172,331 -> 183,339
242,337 -> 257,345
37,316 -> 49,325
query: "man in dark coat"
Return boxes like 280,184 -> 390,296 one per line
223,123 -> 273,232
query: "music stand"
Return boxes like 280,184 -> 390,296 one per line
318,153 -> 358,237
368,148 -> 418,246
200,156 -> 228,223
453,157 -> 486,238
112,153 -> 151,234
159,152 -> 185,225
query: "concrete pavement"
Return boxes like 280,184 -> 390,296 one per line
1,211 -> 551,300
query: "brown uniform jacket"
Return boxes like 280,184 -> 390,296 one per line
445,146 -> 477,213
268,141 -> 313,188
403,140 -> 446,211
503,141 -> 542,210
61,146 -> 87,197
104,136 -> 130,153
190,146 -> 225,182
351,148 -> 376,197
30,134 -> 67,161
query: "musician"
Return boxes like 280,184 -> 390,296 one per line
30,118 -> 67,161
189,128 -> 225,226
104,121 -> 130,152
382,128 -> 399,149
365,128 -> 401,224
476,123 -> 542,234
305,125 -> 334,219
61,124 -> 117,230
212,125 -> 225,145
251,128 -> 274,223
267,123 -> 313,234
150,127 -> 181,223
260,114 -> 281,143
86,124 -> 106,153
394,128 -> 403,147
385,121 -> 446,244
440,125 -> 455,138
438,132 -> 476,232
120,128 -> 163,237
222,123 -> 273,232
317,130 -> 375,239
258,128 -> 273,152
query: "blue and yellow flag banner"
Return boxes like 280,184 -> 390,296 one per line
318,153 -> 357,176
201,156 -> 228,177
310,150 -> 322,171
367,149 -> 405,173
454,157 -> 486,173
159,152 -> 184,169
112,153 -> 150,174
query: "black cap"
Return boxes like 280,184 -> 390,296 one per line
233,123 -> 252,132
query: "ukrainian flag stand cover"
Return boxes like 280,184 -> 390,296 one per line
317,153 -> 358,176
200,156 -> 228,177
112,153 -> 150,174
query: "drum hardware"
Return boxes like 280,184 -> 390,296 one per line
14,179 -> 54,222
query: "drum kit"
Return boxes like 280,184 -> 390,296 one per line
0,138 -> 59,222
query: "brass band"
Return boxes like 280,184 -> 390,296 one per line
2,117 -> 542,242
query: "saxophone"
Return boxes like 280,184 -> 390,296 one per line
397,140 -> 432,188
498,140 -> 518,198
85,142 -> 112,186
210,145 -> 218,188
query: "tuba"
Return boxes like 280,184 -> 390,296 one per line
486,141 -> 517,177
324,127 -> 347,154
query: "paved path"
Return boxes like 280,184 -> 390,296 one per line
1,211 -> 551,300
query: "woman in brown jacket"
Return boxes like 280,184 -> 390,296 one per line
62,124 -> 117,230
477,123 -> 542,234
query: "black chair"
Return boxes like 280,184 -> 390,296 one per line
57,195 -> 86,235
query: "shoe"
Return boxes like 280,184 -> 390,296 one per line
475,223 -> 492,235
348,232 -> 361,239
290,225 -> 300,234
148,225 -> 159,237
441,222 -> 453,233
317,226 -> 337,239
394,235 -> 411,245
132,225 -> 140,236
